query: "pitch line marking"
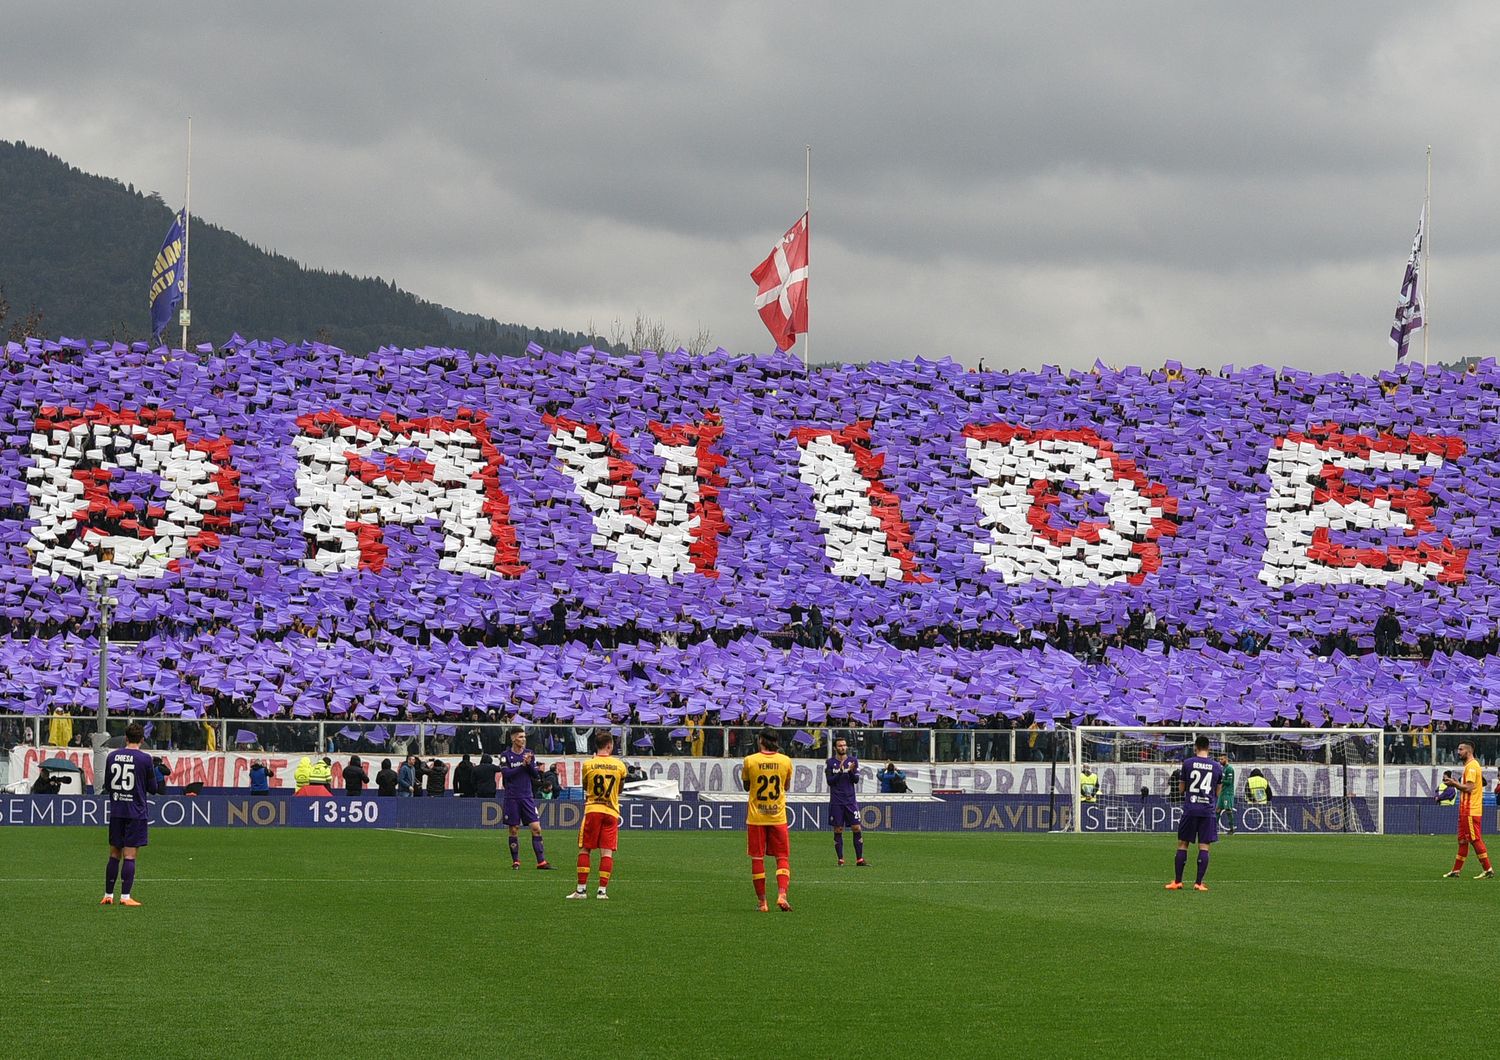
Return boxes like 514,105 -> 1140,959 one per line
378,828 -> 456,839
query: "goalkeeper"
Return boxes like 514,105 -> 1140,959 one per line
1216,753 -> 1236,835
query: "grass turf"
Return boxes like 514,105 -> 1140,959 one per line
1,828 -> 1489,1058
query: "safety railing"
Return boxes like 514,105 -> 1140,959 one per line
2,714 -> 1494,767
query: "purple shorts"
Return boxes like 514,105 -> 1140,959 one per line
1177,811 -> 1218,845
503,797 -> 539,827
109,815 -> 149,849
830,802 -> 860,828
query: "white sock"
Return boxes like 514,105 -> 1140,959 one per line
575,885 -> 586,893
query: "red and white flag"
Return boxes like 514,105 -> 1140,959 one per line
751,213 -> 809,350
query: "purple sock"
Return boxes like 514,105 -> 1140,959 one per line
1173,849 -> 1187,883
1196,850 -> 1210,884
834,832 -> 844,859
508,836 -> 519,862
853,831 -> 864,859
532,834 -> 546,863
105,855 -> 120,894
121,858 -> 136,896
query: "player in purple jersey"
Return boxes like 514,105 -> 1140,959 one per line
1166,735 -> 1224,892
102,723 -> 159,906
826,737 -> 867,866
499,727 -> 551,870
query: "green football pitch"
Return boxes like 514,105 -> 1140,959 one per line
1,828 -> 1489,1059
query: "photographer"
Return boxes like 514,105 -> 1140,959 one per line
425,757 -> 449,796
344,755 -> 369,796
375,758 -> 399,797
153,756 -> 173,793
30,766 -> 63,795
537,763 -> 563,801
879,762 -> 907,794
472,753 -> 500,798
249,760 -> 271,795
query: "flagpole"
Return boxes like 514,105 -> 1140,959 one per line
803,143 -> 811,369
180,117 -> 192,353
1422,144 -> 1431,368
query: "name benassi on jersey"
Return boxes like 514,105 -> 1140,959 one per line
1182,756 -> 1223,811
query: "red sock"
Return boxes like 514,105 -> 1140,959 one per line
1475,839 -> 1492,871
599,855 -> 613,888
775,857 -> 790,896
1454,840 -> 1469,872
751,857 -> 766,900
576,851 -> 591,887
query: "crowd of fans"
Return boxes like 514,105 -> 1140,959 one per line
4,341 -> 1499,750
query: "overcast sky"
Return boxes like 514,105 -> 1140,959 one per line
3,1 -> 1497,371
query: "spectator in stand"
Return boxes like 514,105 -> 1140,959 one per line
47,705 -> 72,748
249,760 -> 271,794
879,762 -> 907,793
425,757 -> 449,796
454,753 -> 475,797
456,716 -> 483,756
375,758 -> 399,796
1375,607 -> 1403,657
344,755 -> 369,795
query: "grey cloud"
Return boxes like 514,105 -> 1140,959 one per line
2,0 -> 1498,370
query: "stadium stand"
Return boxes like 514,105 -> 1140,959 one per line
1,337 -> 1497,734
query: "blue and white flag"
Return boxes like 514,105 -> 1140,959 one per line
1389,207 -> 1424,361
149,210 -> 186,341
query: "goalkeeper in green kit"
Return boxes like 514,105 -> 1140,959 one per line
1216,753 -> 1236,835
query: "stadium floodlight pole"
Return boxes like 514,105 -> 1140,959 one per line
1422,144 -> 1431,368
180,116 -> 192,353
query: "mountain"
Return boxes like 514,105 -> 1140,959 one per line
0,140 -> 604,355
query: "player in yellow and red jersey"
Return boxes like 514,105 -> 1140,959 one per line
1442,741 -> 1494,880
567,731 -> 630,900
743,728 -> 795,912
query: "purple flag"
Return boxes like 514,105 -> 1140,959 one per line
1389,206 -> 1425,361
792,729 -> 815,746
234,729 -> 258,744
365,726 -> 390,745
